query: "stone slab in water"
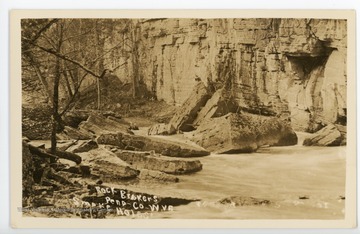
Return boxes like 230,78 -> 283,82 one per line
114,149 -> 202,175
190,113 -> 298,153
168,81 -> 211,133
97,132 -> 210,157
303,124 -> 345,146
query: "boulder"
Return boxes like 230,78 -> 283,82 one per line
336,124 -> 347,146
59,126 -> 93,140
139,169 -> 179,182
79,113 -> 133,136
190,113 -> 297,153
114,150 -> 202,175
148,123 -> 175,135
63,110 -> 90,128
58,140 -> 78,151
303,124 -> 345,146
97,132 -> 210,157
84,148 -> 139,182
91,159 -> 139,181
167,81 -> 211,133
129,122 -> 139,130
193,88 -> 238,126
67,140 -> 98,153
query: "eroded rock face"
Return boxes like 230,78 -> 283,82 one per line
303,124 -> 345,146
190,113 -> 297,153
97,132 -> 210,157
104,18 -> 347,133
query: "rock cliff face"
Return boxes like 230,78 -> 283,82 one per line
104,18 -> 347,132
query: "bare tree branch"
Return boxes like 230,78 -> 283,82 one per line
23,19 -> 60,48
31,42 -> 103,79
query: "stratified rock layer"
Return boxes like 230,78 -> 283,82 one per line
104,18 -> 347,133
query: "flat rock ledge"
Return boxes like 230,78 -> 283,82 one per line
97,132 -> 210,157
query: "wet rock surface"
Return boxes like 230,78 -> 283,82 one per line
21,18 -> 347,219
68,140 -> 99,153
58,126 -> 94,140
114,149 -> 203,175
22,141 -> 199,218
218,196 -> 271,206
83,147 -> 139,182
147,123 -> 175,136
148,81 -> 211,135
303,124 -> 346,146
168,81 -> 211,132
190,113 -> 298,153
139,169 -> 179,183
79,113 -> 133,136
193,88 -> 238,127
97,132 -> 210,157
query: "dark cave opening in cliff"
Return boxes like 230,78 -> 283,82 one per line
285,53 -> 332,132
285,54 -> 329,83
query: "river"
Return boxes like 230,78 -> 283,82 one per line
123,132 -> 346,219
30,132 -> 346,219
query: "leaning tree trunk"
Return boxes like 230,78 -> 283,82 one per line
50,55 -> 61,161
50,24 -> 63,161
131,21 -> 140,99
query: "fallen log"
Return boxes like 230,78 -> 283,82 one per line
45,149 -> 82,164
28,143 -> 82,164
28,144 -> 58,161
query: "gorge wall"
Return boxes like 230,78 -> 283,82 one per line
104,18 -> 347,132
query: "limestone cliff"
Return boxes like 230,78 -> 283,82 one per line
104,18 -> 347,132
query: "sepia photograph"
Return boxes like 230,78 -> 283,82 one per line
10,10 -> 356,228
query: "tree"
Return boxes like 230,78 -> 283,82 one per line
21,18 -> 124,154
